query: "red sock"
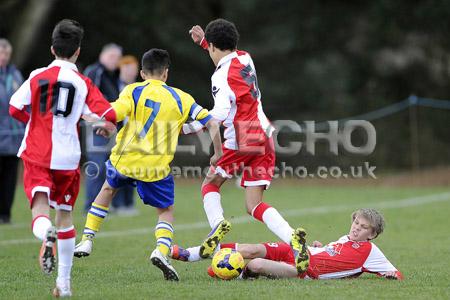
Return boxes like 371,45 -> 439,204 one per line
251,202 -> 271,222
221,243 -> 236,250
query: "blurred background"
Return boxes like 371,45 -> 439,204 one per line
1,0 -> 449,176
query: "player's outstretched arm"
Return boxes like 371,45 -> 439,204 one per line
189,25 -> 208,50
205,118 -> 223,166
189,25 -> 204,44
181,120 -> 205,135
381,271 -> 403,280
363,244 -> 404,280
9,105 -> 30,123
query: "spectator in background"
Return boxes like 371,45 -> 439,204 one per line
0,38 -> 24,224
119,55 -> 139,89
83,44 -> 135,215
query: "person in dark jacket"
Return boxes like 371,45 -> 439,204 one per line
83,43 -> 135,214
0,38 -> 24,224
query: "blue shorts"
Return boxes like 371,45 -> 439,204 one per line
105,160 -> 174,208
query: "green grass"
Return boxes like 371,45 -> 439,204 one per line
1,179 -> 449,299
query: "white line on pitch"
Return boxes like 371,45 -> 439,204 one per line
1,191 -> 449,246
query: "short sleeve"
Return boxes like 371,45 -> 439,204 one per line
9,79 -> 31,109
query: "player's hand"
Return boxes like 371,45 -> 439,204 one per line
383,271 -> 399,280
312,241 -> 322,247
210,151 -> 223,167
93,120 -> 116,138
189,25 -> 204,45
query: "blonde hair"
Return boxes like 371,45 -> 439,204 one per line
351,208 -> 385,239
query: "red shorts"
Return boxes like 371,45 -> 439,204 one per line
263,242 -> 295,266
214,137 -> 275,188
23,160 -> 80,211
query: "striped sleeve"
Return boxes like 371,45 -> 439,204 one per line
188,102 -> 211,125
188,102 -> 212,125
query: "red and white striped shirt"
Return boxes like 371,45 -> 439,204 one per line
209,51 -> 274,150
9,60 -> 115,170
305,235 -> 403,280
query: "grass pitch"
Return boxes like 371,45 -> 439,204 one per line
1,179 -> 449,299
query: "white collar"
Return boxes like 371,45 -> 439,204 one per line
216,51 -> 238,69
49,59 -> 78,71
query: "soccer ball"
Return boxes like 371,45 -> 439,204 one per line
211,248 -> 245,280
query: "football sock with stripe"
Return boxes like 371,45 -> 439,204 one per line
155,221 -> 174,257
202,184 -> 224,229
31,214 -> 52,241
57,226 -> 76,283
252,202 -> 294,244
82,202 -> 109,240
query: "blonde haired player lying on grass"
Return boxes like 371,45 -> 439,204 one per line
171,208 -> 403,280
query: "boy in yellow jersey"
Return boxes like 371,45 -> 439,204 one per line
74,49 -> 222,281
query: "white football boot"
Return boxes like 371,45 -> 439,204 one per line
150,248 -> 179,281
73,238 -> 93,258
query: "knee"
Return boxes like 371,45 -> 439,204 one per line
101,184 -> 116,196
247,258 -> 265,273
246,205 -> 254,215
246,201 -> 261,216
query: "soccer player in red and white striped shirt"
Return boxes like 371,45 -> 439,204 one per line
172,208 -> 403,281
185,19 -> 308,274
9,19 -> 116,297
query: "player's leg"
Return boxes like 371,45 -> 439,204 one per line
84,151 -> 107,212
245,258 -> 298,279
31,192 -> 53,240
232,243 -> 267,259
171,242 -> 266,262
32,192 -> 57,275
23,161 -> 57,274
245,186 -> 294,243
53,209 -> 76,297
154,205 -> 174,258
247,188 -> 309,273
199,168 -> 232,258
82,181 -> 118,239
243,139 -> 310,274
201,171 -> 227,228
49,168 -> 80,297
150,205 -> 179,281
138,175 -> 179,281
75,160 -> 129,257
74,180 -> 118,257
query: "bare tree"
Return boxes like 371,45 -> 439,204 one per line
9,0 -> 57,68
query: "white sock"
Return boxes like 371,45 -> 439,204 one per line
32,216 -> 52,241
262,207 -> 294,243
186,246 -> 202,262
203,192 -> 224,229
56,226 -> 76,283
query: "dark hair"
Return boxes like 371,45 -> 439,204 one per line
205,18 -> 239,51
52,19 -> 84,58
141,48 -> 170,75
